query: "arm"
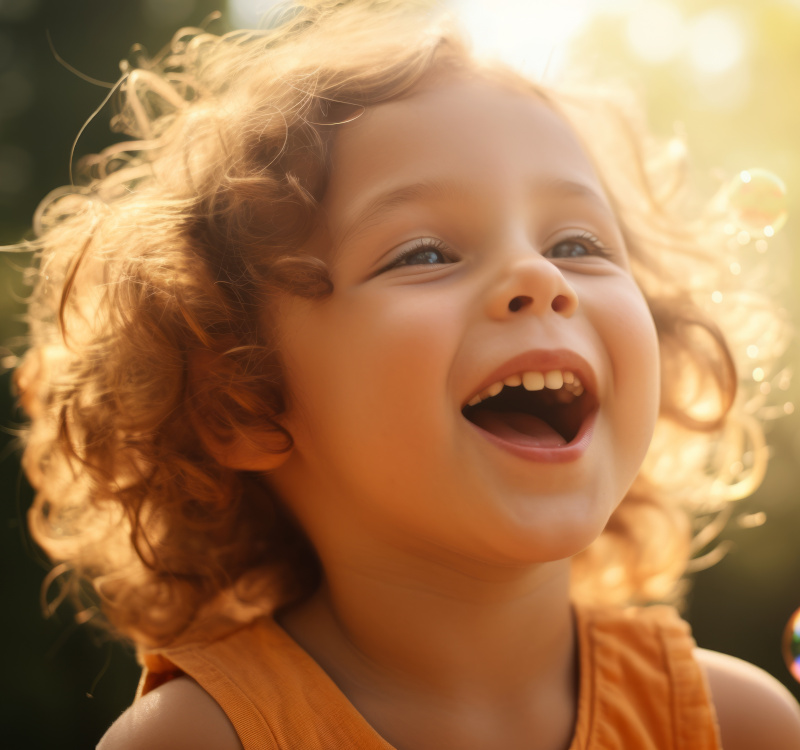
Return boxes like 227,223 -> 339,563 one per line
695,648 -> 800,750
96,676 -> 244,750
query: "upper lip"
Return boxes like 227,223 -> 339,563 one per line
463,348 -> 599,408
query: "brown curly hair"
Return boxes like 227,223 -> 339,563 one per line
11,0 -> 778,647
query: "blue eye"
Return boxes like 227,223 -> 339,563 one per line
547,233 -> 612,260
399,247 -> 448,265
386,239 -> 454,270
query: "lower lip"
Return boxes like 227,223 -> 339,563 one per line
466,411 -> 597,464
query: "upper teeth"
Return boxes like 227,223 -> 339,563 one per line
466,369 -> 584,407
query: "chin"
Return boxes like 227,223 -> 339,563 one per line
470,499 -> 616,567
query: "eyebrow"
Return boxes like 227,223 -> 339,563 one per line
334,176 -> 617,255
335,178 -> 469,250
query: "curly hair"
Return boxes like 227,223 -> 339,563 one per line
11,0 -> 780,646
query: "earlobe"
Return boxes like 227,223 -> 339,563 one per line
186,349 -> 293,472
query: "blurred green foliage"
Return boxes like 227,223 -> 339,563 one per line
1,1 -> 799,748
0,2 -> 231,748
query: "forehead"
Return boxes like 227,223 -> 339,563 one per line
323,77 -> 609,234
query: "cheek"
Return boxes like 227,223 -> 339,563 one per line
280,288 -> 465,449
587,283 -> 661,466
275,289 -> 473,531
587,279 -> 659,386
612,294 -> 660,456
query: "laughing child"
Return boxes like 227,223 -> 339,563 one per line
13,1 -> 800,748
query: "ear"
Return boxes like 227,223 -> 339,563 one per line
186,349 -> 292,472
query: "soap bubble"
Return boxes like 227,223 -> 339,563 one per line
782,608 -> 800,682
724,168 -> 788,237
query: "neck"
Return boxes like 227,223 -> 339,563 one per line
279,540 -> 576,706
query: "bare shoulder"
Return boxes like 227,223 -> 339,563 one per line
96,676 -> 243,750
695,648 -> 800,750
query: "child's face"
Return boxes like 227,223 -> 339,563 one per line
266,77 -> 660,565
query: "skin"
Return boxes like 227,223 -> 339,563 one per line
264,78 -> 658,750
98,78 -> 800,750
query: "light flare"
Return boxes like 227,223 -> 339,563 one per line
687,9 -> 746,76
626,1 -> 685,64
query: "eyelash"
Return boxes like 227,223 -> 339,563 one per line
380,231 -> 613,274
546,231 -> 613,261
381,238 -> 455,272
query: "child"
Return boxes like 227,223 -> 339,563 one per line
13,1 -> 800,748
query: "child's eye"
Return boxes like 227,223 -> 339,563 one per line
382,238 -> 455,271
546,232 -> 612,260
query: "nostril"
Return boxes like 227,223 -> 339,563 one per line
508,295 -> 532,312
552,294 -> 571,313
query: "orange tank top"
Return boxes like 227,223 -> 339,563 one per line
137,603 -> 722,749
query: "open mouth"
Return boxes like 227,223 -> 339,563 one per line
461,370 -> 597,448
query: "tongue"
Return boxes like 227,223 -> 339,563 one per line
469,410 -> 567,448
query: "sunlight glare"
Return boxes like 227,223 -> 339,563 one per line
626,0 -> 685,64
454,0 -> 593,80
228,0 -> 605,80
688,9 -> 746,76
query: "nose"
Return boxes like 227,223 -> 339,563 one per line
485,253 -> 579,320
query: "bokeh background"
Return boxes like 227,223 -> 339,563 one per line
1,0 -> 799,747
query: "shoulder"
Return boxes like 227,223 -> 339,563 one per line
695,648 -> 800,750
96,676 -> 244,750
